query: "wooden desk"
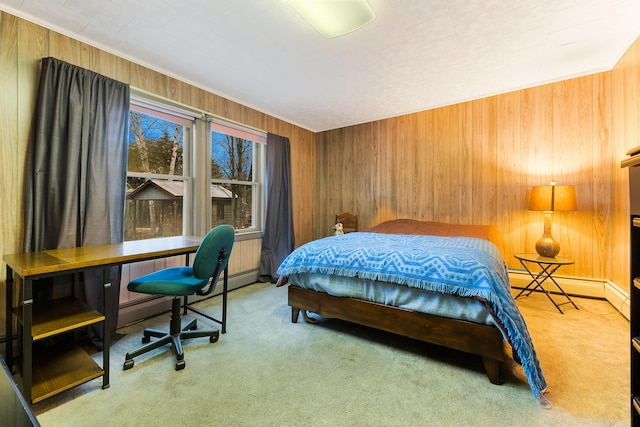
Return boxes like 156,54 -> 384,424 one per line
3,236 -> 201,403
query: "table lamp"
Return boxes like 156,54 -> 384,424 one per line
528,182 -> 577,258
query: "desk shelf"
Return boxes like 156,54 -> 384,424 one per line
17,343 -> 104,403
14,297 -> 104,341
13,297 -> 105,403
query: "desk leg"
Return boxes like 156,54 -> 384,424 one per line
182,265 -> 228,334
102,268 -> 111,390
221,266 -> 228,334
21,278 -> 33,402
183,253 -> 191,316
5,266 -> 13,368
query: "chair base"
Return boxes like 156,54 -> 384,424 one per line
123,297 -> 219,371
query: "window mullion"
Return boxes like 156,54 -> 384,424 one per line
190,118 -> 211,236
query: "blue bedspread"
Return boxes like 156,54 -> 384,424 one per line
277,232 -> 548,405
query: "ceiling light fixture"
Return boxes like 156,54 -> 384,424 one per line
287,0 -> 376,38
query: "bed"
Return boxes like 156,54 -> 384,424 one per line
276,219 -> 549,407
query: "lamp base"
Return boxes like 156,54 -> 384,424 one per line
534,211 -> 561,258
535,236 -> 560,258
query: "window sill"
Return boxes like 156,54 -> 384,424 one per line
234,230 -> 262,242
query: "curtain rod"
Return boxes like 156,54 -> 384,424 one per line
130,86 -> 267,135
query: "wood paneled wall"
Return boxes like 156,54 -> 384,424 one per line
1,8 -> 639,299
0,11 -> 316,335
316,37 -> 640,291
612,37 -> 640,293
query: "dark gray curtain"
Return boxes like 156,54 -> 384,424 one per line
23,57 -> 129,348
258,133 -> 294,283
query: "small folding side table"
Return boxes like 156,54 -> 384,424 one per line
513,253 -> 579,314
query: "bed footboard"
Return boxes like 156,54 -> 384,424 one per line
288,285 -> 504,385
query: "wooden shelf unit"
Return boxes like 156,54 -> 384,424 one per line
14,297 -> 105,403
623,156 -> 640,425
15,297 -> 105,340
633,276 -> 640,423
19,343 -> 104,404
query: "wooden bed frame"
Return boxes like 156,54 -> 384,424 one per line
288,285 -> 505,385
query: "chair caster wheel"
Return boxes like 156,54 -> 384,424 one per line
123,359 -> 134,370
209,336 -> 218,343
175,360 -> 185,370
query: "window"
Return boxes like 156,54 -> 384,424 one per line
124,94 -> 266,241
210,121 -> 266,233
120,97 -> 266,319
125,104 -> 192,241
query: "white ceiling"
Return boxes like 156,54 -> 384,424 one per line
2,0 -> 640,132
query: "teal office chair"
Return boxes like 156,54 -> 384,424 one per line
123,225 -> 234,371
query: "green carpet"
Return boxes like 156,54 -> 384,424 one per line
34,282 -> 629,426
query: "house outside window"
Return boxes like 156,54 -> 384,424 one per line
216,201 -> 225,221
125,103 -> 192,241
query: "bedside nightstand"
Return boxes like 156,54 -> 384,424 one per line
513,253 -> 579,314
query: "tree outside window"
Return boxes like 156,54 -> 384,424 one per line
211,131 -> 254,230
125,108 -> 186,241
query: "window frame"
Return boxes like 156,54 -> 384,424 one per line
125,94 -> 267,241
209,118 -> 266,238
125,101 -> 196,240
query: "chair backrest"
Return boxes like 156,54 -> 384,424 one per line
192,225 -> 235,294
335,212 -> 358,233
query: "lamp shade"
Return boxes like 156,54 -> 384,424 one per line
528,185 -> 577,212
